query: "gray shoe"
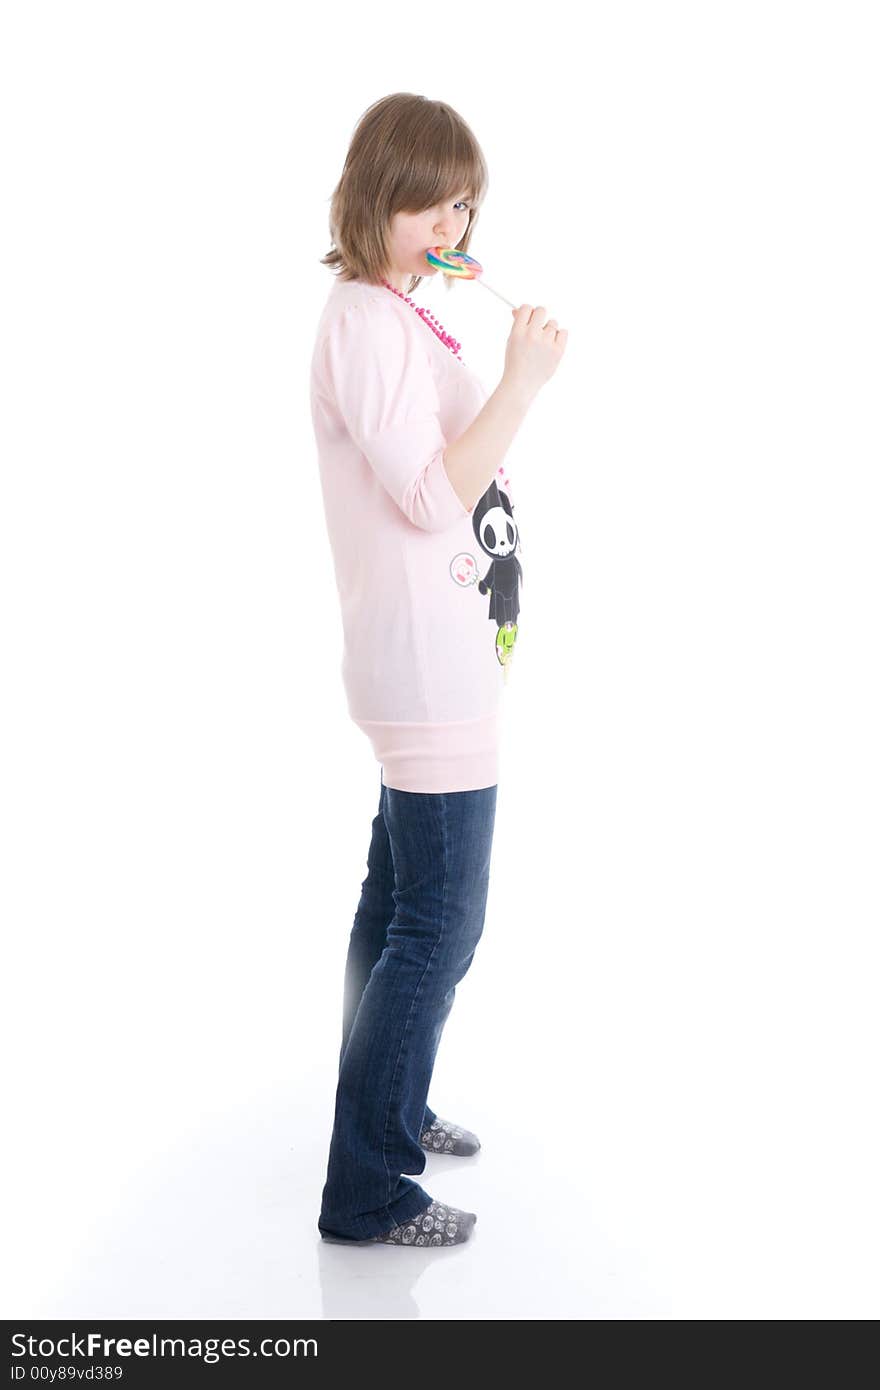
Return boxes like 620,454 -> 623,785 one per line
320,1199 -> 477,1247
375,1200 -> 477,1246
420,1115 -> 481,1156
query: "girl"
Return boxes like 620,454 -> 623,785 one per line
309,93 -> 566,1247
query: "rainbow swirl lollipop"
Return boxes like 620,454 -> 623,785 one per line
425,247 -> 483,279
425,246 -> 516,308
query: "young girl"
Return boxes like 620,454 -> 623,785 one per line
309,93 -> 566,1247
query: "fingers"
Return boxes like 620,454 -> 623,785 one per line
511,304 -> 549,330
510,304 -> 567,343
528,306 -> 563,335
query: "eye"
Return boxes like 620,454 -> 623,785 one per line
454,201 -> 470,212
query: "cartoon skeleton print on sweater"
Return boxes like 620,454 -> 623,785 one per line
448,466 -> 522,675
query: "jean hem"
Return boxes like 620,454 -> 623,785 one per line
318,1181 -> 434,1242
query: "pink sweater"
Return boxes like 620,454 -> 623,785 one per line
309,276 -> 523,792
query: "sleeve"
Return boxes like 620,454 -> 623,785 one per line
321,300 -> 471,533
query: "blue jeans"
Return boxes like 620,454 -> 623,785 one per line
318,773 -> 498,1241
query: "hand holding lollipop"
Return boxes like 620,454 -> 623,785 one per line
427,246 -> 568,397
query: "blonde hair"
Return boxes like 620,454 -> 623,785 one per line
320,93 -> 488,296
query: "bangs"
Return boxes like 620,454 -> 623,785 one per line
391,103 -> 486,213
396,159 -> 485,215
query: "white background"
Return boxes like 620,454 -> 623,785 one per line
2,0 -> 878,1319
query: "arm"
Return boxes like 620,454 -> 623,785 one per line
322,301 -> 469,533
442,376 -> 537,513
445,301 -> 568,511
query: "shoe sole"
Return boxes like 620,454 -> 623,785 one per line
319,1232 -> 379,1245
420,1146 -> 481,1155
321,1215 -> 477,1246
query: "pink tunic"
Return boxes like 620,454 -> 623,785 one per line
309,276 -> 523,792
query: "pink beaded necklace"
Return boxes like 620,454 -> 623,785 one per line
381,279 -> 463,359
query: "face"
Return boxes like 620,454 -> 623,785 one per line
477,501 -> 518,560
384,194 -> 473,289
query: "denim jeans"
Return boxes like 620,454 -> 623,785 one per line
318,772 -> 498,1241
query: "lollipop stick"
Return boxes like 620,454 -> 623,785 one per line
475,278 -> 517,311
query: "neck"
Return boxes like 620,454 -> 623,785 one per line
383,268 -> 411,293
